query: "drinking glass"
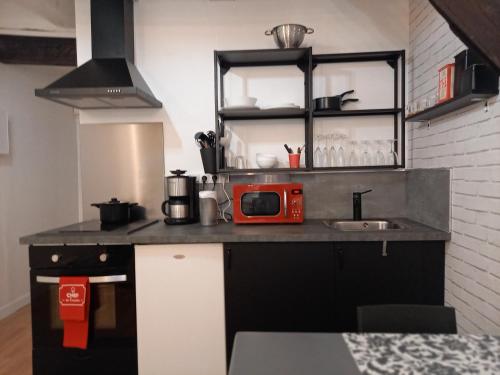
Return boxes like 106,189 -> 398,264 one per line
374,140 -> 385,165
328,134 -> 337,167
386,139 -> 400,165
361,140 -> 372,166
336,134 -> 346,167
405,103 -> 414,116
320,135 -> 328,167
348,140 -> 359,166
313,135 -> 323,167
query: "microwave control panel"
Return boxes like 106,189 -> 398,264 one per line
289,188 -> 304,222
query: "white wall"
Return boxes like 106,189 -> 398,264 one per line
0,64 -> 79,319
408,0 -> 500,334
75,0 -> 409,173
0,0 -> 75,37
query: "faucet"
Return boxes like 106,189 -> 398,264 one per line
353,190 -> 372,221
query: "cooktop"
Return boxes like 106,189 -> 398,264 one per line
58,219 -> 158,234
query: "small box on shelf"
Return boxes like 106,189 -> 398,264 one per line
437,63 -> 455,104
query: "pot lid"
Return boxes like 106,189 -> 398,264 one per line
91,197 -> 132,207
169,169 -> 187,177
106,197 -> 123,204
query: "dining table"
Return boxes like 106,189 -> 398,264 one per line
228,331 -> 500,375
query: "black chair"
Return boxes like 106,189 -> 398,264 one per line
357,304 -> 457,334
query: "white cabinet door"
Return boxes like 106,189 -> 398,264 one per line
135,244 -> 226,375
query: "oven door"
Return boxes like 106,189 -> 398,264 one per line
30,267 -> 136,350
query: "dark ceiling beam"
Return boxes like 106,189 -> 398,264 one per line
429,0 -> 500,73
0,34 -> 76,66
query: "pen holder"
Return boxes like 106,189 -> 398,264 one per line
288,153 -> 300,169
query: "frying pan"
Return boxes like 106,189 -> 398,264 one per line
314,90 -> 359,111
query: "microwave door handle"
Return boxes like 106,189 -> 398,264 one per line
36,275 -> 127,284
283,190 -> 288,217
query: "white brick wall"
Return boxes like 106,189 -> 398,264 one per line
408,0 -> 500,334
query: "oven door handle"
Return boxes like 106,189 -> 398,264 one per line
35,275 -> 127,284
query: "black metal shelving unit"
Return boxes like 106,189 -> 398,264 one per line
214,48 -> 405,174
218,108 -> 307,121
313,108 -> 401,118
214,48 -> 312,174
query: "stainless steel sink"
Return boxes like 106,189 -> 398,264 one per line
323,220 -> 402,231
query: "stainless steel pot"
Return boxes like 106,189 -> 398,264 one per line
166,169 -> 189,197
265,24 -> 314,49
162,200 -> 190,219
91,197 -> 137,224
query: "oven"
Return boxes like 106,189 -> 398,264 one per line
29,245 -> 137,375
232,183 -> 304,224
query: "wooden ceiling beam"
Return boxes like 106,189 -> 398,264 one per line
429,0 -> 500,73
0,34 -> 76,66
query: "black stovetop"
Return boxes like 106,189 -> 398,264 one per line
58,219 -> 158,234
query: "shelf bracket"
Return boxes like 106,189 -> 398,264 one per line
220,63 -> 231,76
386,59 -> 398,70
297,61 -> 308,73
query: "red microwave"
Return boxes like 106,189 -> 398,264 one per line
233,183 -> 304,224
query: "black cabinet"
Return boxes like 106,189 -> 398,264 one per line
223,242 -> 335,363
223,241 -> 445,361
334,241 -> 445,331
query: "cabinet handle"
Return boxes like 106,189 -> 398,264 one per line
225,248 -> 232,270
338,248 -> 344,270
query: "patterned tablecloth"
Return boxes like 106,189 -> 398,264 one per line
343,333 -> 500,375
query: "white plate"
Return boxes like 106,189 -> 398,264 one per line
221,105 -> 260,111
262,103 -> 300,110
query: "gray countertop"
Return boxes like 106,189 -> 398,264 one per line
229,332 -> 361,375
20,218 -> 450,245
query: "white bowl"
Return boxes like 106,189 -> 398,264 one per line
256,153 -> 278,168
225,96 -> 258,108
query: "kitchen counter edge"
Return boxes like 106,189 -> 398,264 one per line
20,218 -> 451,245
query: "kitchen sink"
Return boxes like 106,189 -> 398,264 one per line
323,220 -> 403,231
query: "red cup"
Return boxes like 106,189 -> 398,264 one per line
288,153 -> 300,168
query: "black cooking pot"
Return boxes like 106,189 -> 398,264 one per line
91,198 -> 138,224
314,90 -> 359,111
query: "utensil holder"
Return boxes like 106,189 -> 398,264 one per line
288,153 -> 300,169
200,148 -> 216,174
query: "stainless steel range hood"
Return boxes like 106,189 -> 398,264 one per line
35,0 -> 162,109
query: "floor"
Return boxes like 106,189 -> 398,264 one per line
0,305 -> 32,375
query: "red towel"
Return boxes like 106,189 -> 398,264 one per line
59,276 -> 90,349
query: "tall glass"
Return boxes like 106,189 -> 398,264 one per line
328,134 -> 337,167
336,134 -> 346,167
374,140 -> 385,165
321,134 -> 328,167
313,134 -> 322,167
361,140 -> 372,166
386,139 -> 399,165
348,140 -> 359,167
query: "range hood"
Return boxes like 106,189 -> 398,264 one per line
35,0 -> 162,109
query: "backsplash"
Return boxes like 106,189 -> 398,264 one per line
184,169 -> 450,230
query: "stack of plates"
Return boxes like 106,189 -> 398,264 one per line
262,103 -> 300,110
